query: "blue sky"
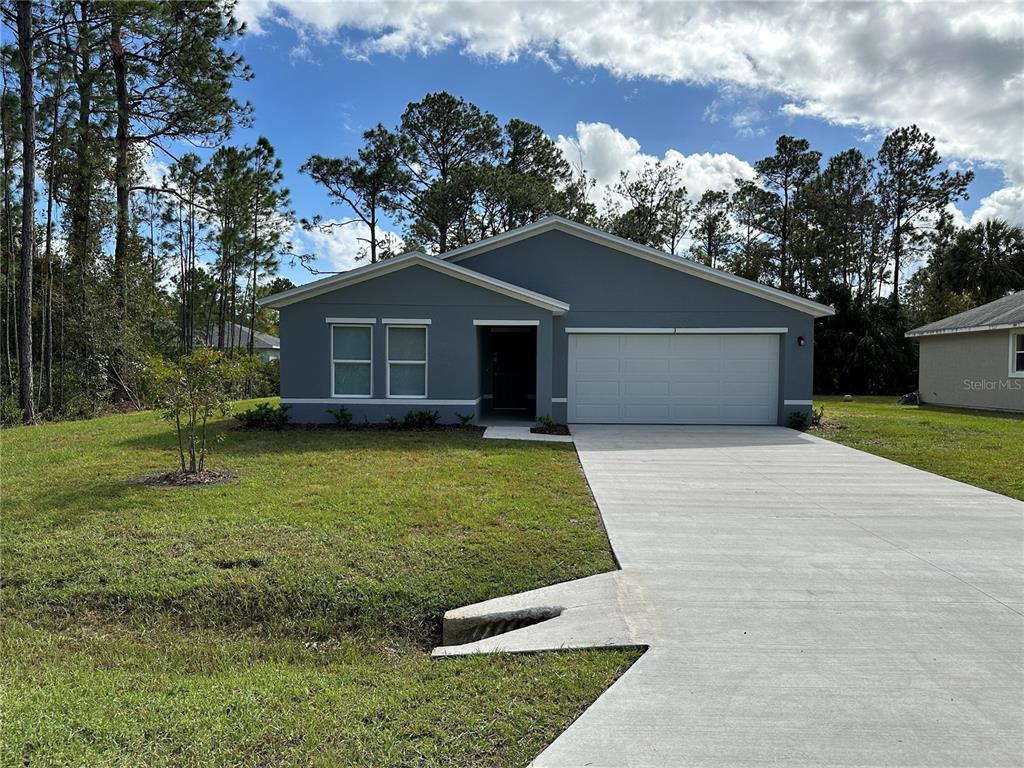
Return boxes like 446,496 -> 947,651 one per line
215,2 -> 1021,284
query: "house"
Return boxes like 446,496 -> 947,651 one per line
906,292 -> 1024,413
199,322 -> 280,362
258,216 -> 834,425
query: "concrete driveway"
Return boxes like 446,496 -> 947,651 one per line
435,426 -> 1024,767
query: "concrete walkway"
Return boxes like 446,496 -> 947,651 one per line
435,425 -> 1024,767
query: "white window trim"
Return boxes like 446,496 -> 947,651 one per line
330,323 -> 373,398
386,324 -> 428,399
325,317 -> 376,325
473,319 -> 540,326
1010,331 -> 1024,378
382,318 -> 432,325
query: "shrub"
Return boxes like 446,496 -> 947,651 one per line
236,402 -> 291,430
327,406 -> 353,427
403,409 -> 440,428
0,392 -> 23,427
788,410 -> 809,430
537,413 -> 557,431
897,391 -> 920,406
810,404 -> 825,427
454,411 -> 474,426
385,415 -> 400,428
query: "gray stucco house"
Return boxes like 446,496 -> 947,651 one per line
259,217 -> 834,425
906,292 -> 1024,413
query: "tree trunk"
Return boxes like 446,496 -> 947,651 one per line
16,0 -> 36,423
1,67 -> 15,398
109,12 -> 131,400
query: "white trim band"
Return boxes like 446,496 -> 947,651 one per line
783,400 -> 813,406
382,318 -> 432,325
551,397 -> 568,403
473,319 -> 541,326
282,398 -> 481,406
325,317 -> 375,324
565,327 -> 674,334
565,327 -> 787,335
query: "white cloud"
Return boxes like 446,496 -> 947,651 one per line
964,185 -> 1024,228
237,0 -> 1024,220
295,220 -> 402,274
555,121 -> 754,211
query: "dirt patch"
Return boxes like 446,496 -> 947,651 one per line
133,468 -> 237,488
809,419 -> 844,432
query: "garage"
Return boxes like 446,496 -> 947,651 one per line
567,332 -> 780,424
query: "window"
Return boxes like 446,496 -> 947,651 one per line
332,324 -> 372,396
387,325 -> 427,397
1012,332 -> 1024,377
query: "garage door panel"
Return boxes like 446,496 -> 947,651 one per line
574,357 -> 620,375
623,380 -> 670,397
624,358 -> 670,375
569,333 -> 779,425
576,379 -> 620,396
622,335 -> 671,355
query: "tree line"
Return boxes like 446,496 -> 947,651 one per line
303,93 -> 1023,395
3,2 -> 1022,425
1,0 -> 293,424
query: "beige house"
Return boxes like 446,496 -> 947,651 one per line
906,292 -> 1024,413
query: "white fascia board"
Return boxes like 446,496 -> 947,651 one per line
443,216 -> 834,319
674,327 -> 788,334
906,322 -> 1024,338
259,252 -> 569,314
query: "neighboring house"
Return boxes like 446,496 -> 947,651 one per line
906,292 -> 1024,413
258,216 -> 834,425
199,322 -> 281,362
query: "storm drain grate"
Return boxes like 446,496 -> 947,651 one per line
443,606 -> 563,646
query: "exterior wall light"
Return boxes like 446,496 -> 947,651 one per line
797,336 -> 806,347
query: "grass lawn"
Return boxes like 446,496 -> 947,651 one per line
1,403 -> 637,767
813,395 -> 1024,501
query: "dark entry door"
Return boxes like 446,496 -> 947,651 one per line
492,328 -> 536,411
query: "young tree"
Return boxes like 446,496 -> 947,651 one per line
875,125 -> 973,300
754,136 -> 821,292
300,125 -> 403,264
147,348 -> 248,475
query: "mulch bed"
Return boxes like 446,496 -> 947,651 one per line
234,423 -> 485,434
133,468 -> 238,487
531,424 -> 572,436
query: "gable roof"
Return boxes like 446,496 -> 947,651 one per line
200,322 -> 279,350
257,251 -> 570,314
442,216 -> 835,318
906,292 -> 1024,338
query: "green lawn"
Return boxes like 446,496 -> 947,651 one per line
1,404 -> 637,767
813,395 -> 1024,500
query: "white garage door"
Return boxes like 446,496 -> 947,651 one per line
568,333 -> 780,424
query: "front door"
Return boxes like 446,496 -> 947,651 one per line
491,328 -> 536,412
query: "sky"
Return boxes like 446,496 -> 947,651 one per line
211,1 -> 1024,284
